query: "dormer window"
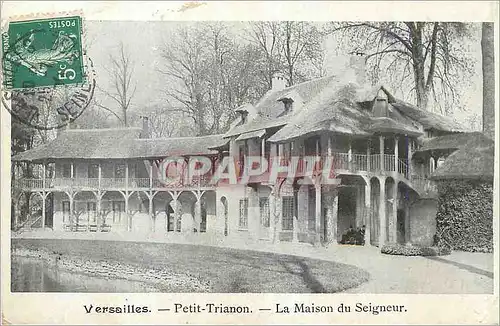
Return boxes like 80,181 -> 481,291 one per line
240,111 -> 248,124
283,99 -> 293,113
373,89 -> 388,117
234,103 -> 254,126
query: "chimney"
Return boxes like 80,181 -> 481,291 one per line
349,52 -> 366,85
271,72 -> 286,91
140,116 -> 151,138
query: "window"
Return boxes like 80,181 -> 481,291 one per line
88,164 -> 99,178
112,201 -> 125,223
284,100 -> 293,113
62,201 -> 70,223
87,202 -> 97,223
282,196 -> 295,231
259,197 -> 270,227
62,164 -> 71,178
115,164 -> 126,178
129,163 -> 136,178
239,198 -> 248,229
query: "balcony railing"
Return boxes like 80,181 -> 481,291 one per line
14,176 -> 214,190
14,152 -> 423,191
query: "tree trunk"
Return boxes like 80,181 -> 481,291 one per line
482,22 -> 495,139
411,24 -> 430,110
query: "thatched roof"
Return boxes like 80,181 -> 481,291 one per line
225,68 -> 461,144
133,135 -> 223,158
12,128 -> 142,162
430,134 -> 494,180
267,81 -> 422,143
417,132 -> 489,153
224,75 -> 337,138
12,128 -> 224,162
365,117 -> 423,137
391,100 -> 468,132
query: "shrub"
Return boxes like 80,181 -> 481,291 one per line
340,226 -> 365,245
381,243 -> 451,256
435,180 -> 493,253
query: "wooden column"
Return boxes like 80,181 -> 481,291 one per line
407,138 -> 413,180
379,136 -> 385,171
98,163 -> 102,189
173,197 -> 179,232
394,137 -> 399,174
364,182 -> 371,246
292,188 -> 298,243
41,192 -> 46,229
390,181 -> 398,243
70,162 -> 74,178
42,163 -> 46,229
195,196 -> 202,232
125,162 -> 129,189
404,199 -> 411,243
148,195 -> 154,232
69,194 -> 74,231
379,179 -> 386,246
348,138 -> 353,171
366,139 -> 371,172
324,187 -> 338,245
269,192 -> 276,242
315,184 -> 321,245
149,160 -> 153,189
124,193 -> 130,231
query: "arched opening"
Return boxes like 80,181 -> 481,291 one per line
385,177 -> 396,243
199,190 -> 216,233
397,181 -> 419,244
337,175 -> 366,243
370,177 -> 380,246
178,191 -> 197,232
152,191 -> 173,232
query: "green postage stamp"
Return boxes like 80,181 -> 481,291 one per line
2,16 -> 85,89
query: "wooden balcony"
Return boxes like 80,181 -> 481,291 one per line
14,176 -> 215,191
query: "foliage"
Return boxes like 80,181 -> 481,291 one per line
340,226 -> 365,245
381,243 -> 451,256
435,180 -> 493,253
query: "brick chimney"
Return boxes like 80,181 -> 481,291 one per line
349,52 -> 366,85
271,72 -> 286,92
140,116 -> 151,138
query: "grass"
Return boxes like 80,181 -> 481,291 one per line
12,238 -> 369,293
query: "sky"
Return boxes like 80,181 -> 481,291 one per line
84,21 -> 484,130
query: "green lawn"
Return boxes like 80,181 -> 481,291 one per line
12,239 -> 369,293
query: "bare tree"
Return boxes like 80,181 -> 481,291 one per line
158,25 -> 209,135
247,21 -> 325,87
481,22 -> 494,139
95,42 -> 137,126
159,23 -> 266,136
327,22 -> 475,113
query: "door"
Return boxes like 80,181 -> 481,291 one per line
259,197 -> 271,239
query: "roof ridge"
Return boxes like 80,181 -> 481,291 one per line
281,74 -> 335,92
63,127 -> 141,132
136,134 -> 224,141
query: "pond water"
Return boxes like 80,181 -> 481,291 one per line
11,256 -> 159,292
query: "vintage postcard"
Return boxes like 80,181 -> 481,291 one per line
1,1 -> 498,325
